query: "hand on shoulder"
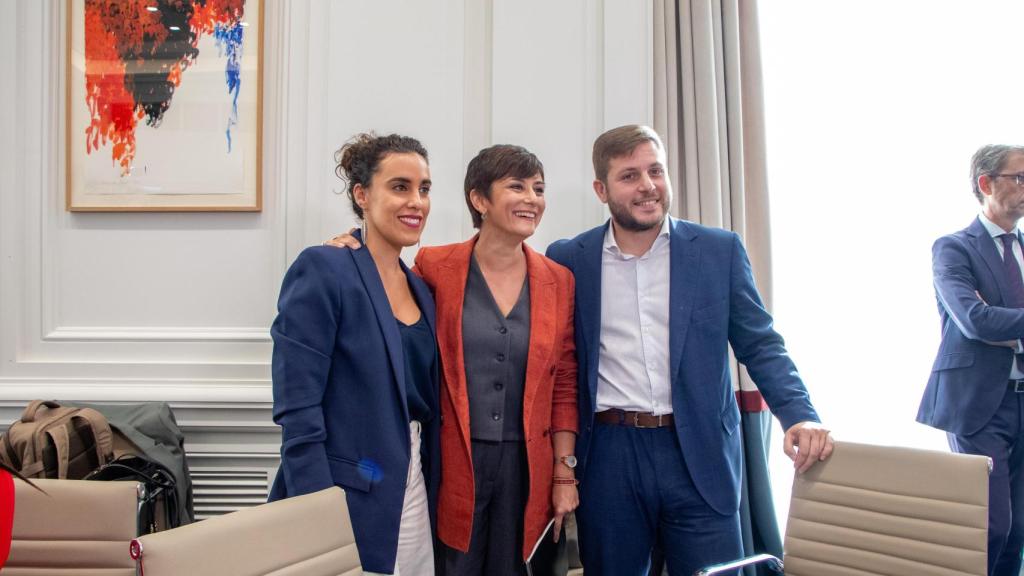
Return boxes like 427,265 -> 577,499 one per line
322,228 -> 361,250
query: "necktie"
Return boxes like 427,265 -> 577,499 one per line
998,233 -> 1024,372
999,234 -> 1024,307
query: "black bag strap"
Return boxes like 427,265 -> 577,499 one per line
85,454 -> 180,530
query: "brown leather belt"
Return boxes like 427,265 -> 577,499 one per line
595,410 -> 674,428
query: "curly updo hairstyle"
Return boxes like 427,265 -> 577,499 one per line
335,133 -> 429,219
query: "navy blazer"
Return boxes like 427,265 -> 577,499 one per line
919,217 -> 1024,436
268,239 -> 440,575
547,217 -> 818,515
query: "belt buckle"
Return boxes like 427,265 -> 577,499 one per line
1015,380 -> 1024,393
634,412 -> 660,428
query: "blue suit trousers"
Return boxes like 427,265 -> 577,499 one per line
576,424 -> 742,576
949,386 -> 1024,576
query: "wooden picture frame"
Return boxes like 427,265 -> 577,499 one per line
66,0 -> 263,212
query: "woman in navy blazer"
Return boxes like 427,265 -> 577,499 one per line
269,133 -> 440,576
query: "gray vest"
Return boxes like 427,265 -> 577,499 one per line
461,255 -> 530,442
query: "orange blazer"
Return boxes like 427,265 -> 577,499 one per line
414,237 -> 578,560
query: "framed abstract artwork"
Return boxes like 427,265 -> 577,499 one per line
66,0 -> 263,212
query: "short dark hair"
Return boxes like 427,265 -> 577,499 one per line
592,125 -> 665,183
464,145 -> 544,229
971,145 -> 1024,204
335,133 -> 429,219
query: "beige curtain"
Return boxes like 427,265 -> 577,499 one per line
654,0 -> 773,405
652,3 -> 786,572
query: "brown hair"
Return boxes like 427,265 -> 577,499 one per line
335,133 -> 429,219
592,125 -> 664,183
464,145 -> 544,229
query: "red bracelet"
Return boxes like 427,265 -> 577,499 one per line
552,476 -> 579,486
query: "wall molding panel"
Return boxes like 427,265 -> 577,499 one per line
42,327 -> 271,342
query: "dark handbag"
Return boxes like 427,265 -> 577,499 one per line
84,454 -> 179,534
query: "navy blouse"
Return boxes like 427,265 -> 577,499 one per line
398,314 -> 437,424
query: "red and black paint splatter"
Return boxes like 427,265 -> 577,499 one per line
84,0 -> 246,176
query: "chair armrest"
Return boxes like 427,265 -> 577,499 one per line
694,553 -> 783,575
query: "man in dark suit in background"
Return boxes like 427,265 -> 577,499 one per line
920,144 -> 1024,576
546,125 -> 832,576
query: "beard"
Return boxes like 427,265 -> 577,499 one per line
607,197 -> 666,232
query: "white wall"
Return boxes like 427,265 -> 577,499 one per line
0,0 -> 651,497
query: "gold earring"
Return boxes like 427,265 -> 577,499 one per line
361,219 -> 367,243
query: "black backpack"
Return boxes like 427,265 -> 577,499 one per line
65,401 -> 195,531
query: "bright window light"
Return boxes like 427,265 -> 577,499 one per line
761,0 -> 1024,529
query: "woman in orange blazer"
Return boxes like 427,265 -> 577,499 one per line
329,144 -> 578,575
416,144 -> 577,575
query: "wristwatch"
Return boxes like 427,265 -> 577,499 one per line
558,455 -> 578,469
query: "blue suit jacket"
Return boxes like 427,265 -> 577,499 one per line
546,217 -> 818,515
919,217 -> 1024,436
268,240 -> 440,575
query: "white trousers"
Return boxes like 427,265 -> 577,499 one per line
365,420 -> 434,576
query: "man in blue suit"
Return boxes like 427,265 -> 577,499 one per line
919,144 -> 1024,576
546,125 -> 832,575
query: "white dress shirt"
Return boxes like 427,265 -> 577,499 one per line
977,212 -> 1024,379
596,218 -> 673,415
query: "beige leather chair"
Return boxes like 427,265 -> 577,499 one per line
698,441 -> 991,576
130,486 -> 361,576
4,478 -> 140,576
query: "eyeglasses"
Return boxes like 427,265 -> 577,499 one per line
991,173 -> 1024,186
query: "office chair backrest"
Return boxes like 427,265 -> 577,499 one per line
785,440 -> 990,576
4,478 -> 139,575
130,486 -> 361,576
